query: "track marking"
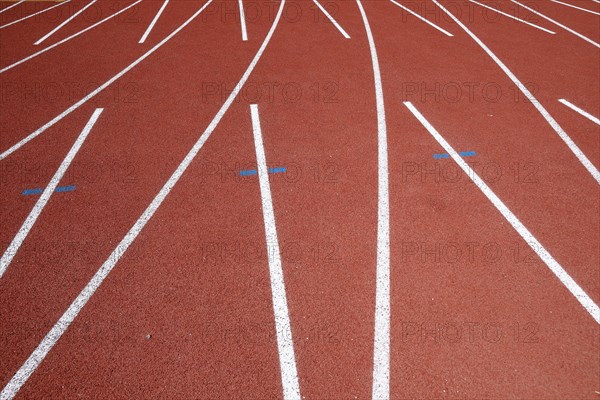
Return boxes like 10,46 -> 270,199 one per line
356,0 -> 391,398
511,0 -> 600,48
22,185 -> 76,195
549,0 -> 600,16
250,104 -> 301,400
434,150 -> 476,159
35,0 -> 98,45
0,0 -> 72,29
0,0 -> 25,15
139,0 -> 169,44
0,0 -> 204,161
389,0 -> 453,36
0,109 -> 102,280
467,0 -> 556,34
312,0 -> 350,39
433,0 -> 600,184
0,0 -> 286,397
559,99 -> 600,125
404,101 -> 600,324
0,0 -> 145,74
238,0 -> 248,41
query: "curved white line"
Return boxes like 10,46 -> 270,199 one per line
356,0 -> 391,399
0,0 -> 190,161
0,0 -> 71,29
0,1 -> 287,399
0,0 -> 145,74
511,0 -> 600,48
433,0 -> 600,184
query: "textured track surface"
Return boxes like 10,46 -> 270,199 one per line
0,0 -> 598,399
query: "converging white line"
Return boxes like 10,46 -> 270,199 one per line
238,0 -> 248,41
389,0 -> 453,37
0,108 -> 103,279
0,0 -> 72,29
511,0 -> 600,48
559,99 -> 600,125
467,0 -> 556,34
0,1 -> 285,398
312,0 -> 350,38
139,0 -> 169,44
549,0 -> 600,16
404,101 -> 600,324
0,0 -> 190,161
35,0 -> 98,46
433,0 -> 600,184
250,104 -> 301,400
0,0 -> 145,74
0,0 -> 25,15
356,0 -> 391,399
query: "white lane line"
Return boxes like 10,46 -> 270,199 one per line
238,0 -> 248,41
0,0 -> 72,29
433,0 -> 600,184
389,0 -> 453,37
467,0 -> 556,34
139,0 -> 169,44
0,108 -> 103,279
0,0 -> 145,74
559,99 -> 600,125
35,0 -> 98,46
511,0 -> 600,48
312,0 -> 350,39
549,0 -> 600,16
356,0 -> 391,399
0,1 -> 286,398
0,0 -> 196,161
404,101 -> 600,324
250,104 -> 301,400
0,0 -> 25,15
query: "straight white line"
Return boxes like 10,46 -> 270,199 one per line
467,0 -> 556,34
312,0 -> 350,39
250,104 -> 301,400
0,0 -> 72,29
389,0 -> 453,36
238,0 -> 248,41
433,0 -> 600,184
550,0 -> 600,15
511,0 -> 600,48
0,0 -> 194,161
404,101 -> 600,324
0,0 -> 25,15
35,0 -> 98,46
356,0 -> 391,399
559,99 -> 600,125
0,0 -> 145,74
0,108 -> 103,279
0,1 -> 285,398
139,0 -> 169,44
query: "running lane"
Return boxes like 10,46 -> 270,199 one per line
362,0 -> 599,397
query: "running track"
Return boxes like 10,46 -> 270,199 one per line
0,0 -> 599,398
